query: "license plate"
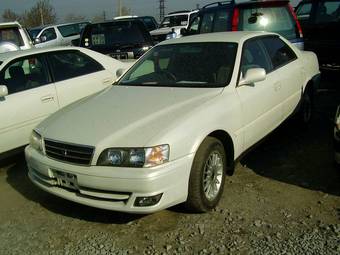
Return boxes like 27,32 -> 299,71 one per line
53,170 -> 78,190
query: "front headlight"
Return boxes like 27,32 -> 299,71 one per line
29,130 -> 43,152
97,144 -> 169,168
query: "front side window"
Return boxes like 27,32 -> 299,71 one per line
315,0 -> 340,23
119,42 -> 238,88
48,51 -> 104,82
0,27 -> 24,46
261,37 -> 297,69
241,39 -> 272,75
41,28 -> 57,41
239,6 -> 297,40
160,15 -> 189,28
296,3 -> 313,21
0,55 -> 50,94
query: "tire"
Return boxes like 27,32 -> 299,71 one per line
299,89 -> 313,125
185,137 -> 226,212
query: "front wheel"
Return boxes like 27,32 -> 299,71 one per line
185,137 -> 226,212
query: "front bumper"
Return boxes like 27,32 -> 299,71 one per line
25,146 -> 194,213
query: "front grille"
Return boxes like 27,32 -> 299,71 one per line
44,139 -> 94,165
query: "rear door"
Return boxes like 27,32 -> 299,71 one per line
0,54 -> 58,153
260,36 -> 303,119
47,50 -> 114,108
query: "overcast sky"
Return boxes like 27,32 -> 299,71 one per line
0,0 -> 301,22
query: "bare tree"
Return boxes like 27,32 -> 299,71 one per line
64,14 -> 86,23
21,0 -> 57,27
2,9 -> 21,22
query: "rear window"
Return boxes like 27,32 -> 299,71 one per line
160,15 -> 189,28
238,6 -> 298,40
0,27 -> 24,46
57,23 -> 88,38
84,22 -> 147,46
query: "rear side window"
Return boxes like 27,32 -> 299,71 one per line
296,3 -> 313,21
200,12 -> 215,33
213,10 -> 230,32
261,37 -> 297,69
238,6 -> 298,40
315,0 -> 340,24
48,51 -> 104,82
0,27 -> 24,46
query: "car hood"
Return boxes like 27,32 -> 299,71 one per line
38,86 -> 223,148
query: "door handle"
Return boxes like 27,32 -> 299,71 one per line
274,82 -> 282,92
41,95 -> 54,102
102,77 -> 113,85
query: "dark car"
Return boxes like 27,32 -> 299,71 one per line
182,0 -> 304,50
295,0 -> 340,70
80,20 -> 154,60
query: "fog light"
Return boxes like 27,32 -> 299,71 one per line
134,194 -> 163,207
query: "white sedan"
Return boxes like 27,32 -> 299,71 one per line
25,32 -> 320,213
0,46 -> 128,156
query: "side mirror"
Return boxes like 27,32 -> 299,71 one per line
180,28 -> 187,36
0,85 -> 8,97
238,68 -> 266,87
116,68 -> 125,78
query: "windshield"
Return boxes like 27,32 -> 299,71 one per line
88,22 -> 147,46
119,42 -> 238,88
160,14 -> 189,28
0,27 -> 24,46
28,28 -> 43,39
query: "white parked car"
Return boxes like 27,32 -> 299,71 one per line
0,46 -> 128,156
25,32 -> 320,213
0,21 -> 34,52
28,22 -> 89,48
150,10 -> 198,42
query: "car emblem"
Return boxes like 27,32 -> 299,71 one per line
63,149 -> 68,156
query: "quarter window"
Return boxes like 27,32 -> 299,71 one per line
261,37 -> 297,69
48,51 -> 104,82
0,55 -> 50,95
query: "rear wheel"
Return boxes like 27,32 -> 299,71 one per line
185,137 -> 226,212
299,88 -> 313,125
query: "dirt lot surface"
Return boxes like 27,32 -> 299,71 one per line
0,74 -> 340,255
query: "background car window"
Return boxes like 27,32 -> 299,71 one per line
296,3 -> 313,21
213,10 -> 230,32
239,7 -> 297,40
57,24 -> 81,37
261,37 -> 297,69
0,55 -> 50,94
0,27 -> 24,46
188,16 -> 201,34
200,12 -> 214,33
241,40 -> 271,75
41,28 -> 57,41
160,15 -> 188,28
315,0 -> 340,23
48,51 -> 104,82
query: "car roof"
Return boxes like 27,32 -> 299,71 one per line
90,19 -> 143,25
159,31 -> 276,45
0,21 -> 22,28
166,9 -> 199,17
0,46 -> 84,63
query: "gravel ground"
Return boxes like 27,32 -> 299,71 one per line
0,74 -> 339,255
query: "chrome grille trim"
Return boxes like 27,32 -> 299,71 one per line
44,139 -> 94,165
